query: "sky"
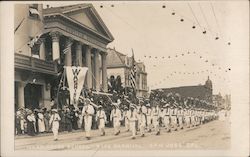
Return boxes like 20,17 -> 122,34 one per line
47,1 -> 249,95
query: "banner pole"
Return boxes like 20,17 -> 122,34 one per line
56,68 -> 65,109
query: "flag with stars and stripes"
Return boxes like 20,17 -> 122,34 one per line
62,41 -> 73,55
27,33 -> 42,48
129,49 -> 137,93
61,39 -> 73,63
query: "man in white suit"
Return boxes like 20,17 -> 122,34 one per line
127,104 -> 138,139
110,103 -> 122,135
151,104 -> 160,135
137,106 -> 146,137
82,98 -> 95,140
145,104 -> 152,132
96,105 -> 107,136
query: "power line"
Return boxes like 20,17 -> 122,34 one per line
210,2 -> 222,36
198,3 -> 212,33
187,3 -> 202,30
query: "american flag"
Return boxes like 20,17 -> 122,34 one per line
27,33 -> 42,48
129,49 -> 136,92
63,39 -> 73,55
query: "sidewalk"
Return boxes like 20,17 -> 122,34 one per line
15,127 -> 123,139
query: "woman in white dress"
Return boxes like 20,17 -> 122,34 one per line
49,109 -> 61,141
37,110 -> 45,133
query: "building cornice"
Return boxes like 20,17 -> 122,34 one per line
44,13 -> 113,43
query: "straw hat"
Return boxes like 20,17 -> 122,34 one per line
130,104 -> 136,109
26,109 -> 32,115
163,104 -> 170,108
112,103 -> 118,108
51,109 -> 58,113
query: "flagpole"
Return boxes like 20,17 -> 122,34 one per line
131,48 -> 137,98
56,68 -> 65,109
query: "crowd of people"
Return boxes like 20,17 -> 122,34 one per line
15,89 -> 220,141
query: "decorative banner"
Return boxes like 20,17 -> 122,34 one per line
66,66 -> 88,106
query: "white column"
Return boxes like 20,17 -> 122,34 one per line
85,45 -> 92,89
64,38 -> 73,66
39,38 -> 46,60
75,41 -> 83,67
94,50 -> 100,91
18,82 -> 25,108
50,32 -> 61,61
101,52 -> 108,92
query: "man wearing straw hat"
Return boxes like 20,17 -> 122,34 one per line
162,104 -> 171,132
96,105 -> 107,136
145,103 -> 152,132
137,105 -> 146,137
151,103 -> 160,135
127,104 -> 138,139
49,109 -> 61,141
170,103 -> 178,131
177,105 -> 184,130
81,98 -> 95,140
184,106 -> 190,128
110,102 -> 122,135
123,106 -> 130,132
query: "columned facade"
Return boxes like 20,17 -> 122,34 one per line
50,32 -> 61,61
17,82 -> 25,108
85,45 -> 93,89
94,49 -> 100,91
75,41 -> 83,67
64,37 -> 73,66
38,38 -> 46,60
101,52 -> 108,92
49,32 -> 109,92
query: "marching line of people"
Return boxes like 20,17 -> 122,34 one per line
16,97 -> 218,141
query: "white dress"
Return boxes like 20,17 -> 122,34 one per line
110,108 -> 122,134
127,110 -> 138,137
82,104 -> 95,137
96,110 -> 107,129
38,113 -> 45,132
49,113 -> 61,139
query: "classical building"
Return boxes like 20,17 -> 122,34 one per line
154,76 -> 213,103
14,4 -> 114,110
106,48 -> 148,98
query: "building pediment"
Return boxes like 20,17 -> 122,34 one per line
43,4 -> 114,43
